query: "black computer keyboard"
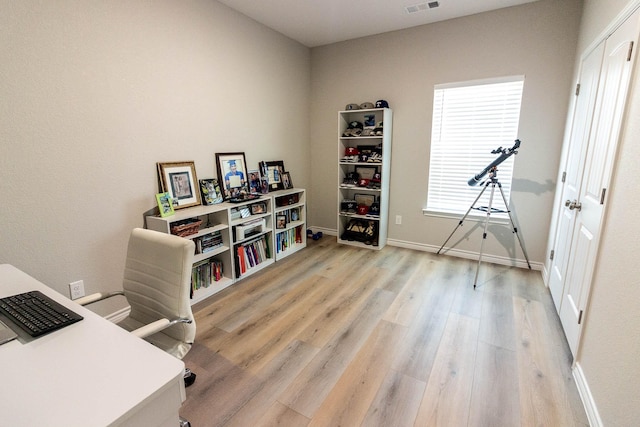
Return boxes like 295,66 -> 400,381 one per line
0,290 -> 83,337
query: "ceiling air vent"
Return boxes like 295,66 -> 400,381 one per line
405,1 -> 439,14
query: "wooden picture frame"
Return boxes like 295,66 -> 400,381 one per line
216,152 -> 249,200
157,161 -> 201,209
259,160 -> 285,191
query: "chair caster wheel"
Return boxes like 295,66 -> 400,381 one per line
184,369 -> 196,387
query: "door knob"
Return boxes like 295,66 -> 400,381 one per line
565,200 -> 582,211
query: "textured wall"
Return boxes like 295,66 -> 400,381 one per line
0,0 -> 310,301
308,0 -> 583,266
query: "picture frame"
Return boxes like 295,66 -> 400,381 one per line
155,192 -> 175,217
157,161 -> 201,209
276,214 -> 287,229
282,171 -> 293,189
216,152 -> 249,200
248,169 -> 261,194
199,178 -> 223,205
259,160 -> 285,191
250,202 -> 267,215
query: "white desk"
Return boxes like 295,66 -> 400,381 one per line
0,264 -> 186,427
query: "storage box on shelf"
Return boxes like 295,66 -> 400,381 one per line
338,108 -> 392,249
146,204 -> 233,304
272,188 -> 307,260
230,197 -> 275,279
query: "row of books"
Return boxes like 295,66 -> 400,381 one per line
194,231 -> 224,254
191,258 -> 224,291
276,226 -> 303,253
235,236 -> 271,277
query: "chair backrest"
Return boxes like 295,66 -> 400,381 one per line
122,228 -> 195,359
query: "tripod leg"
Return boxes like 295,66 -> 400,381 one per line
473,182 -> 497,289
497,184 -> 532,269
437,182 -> 490,254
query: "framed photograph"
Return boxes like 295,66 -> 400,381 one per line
199,178 -> 223,205
216,152 -> 248,200
259,160 -> 285,191
157,161 -> 201,209
276,214 -> 287,229
250,202 -> 267,215
260,178 -> 269,194
282,171 -> 294,189
155,192 -> 175,217
355,165 -> 377,180
248,169 -> 261,194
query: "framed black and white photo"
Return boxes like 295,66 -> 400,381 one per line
216,152 -> 249,200
157,161 -> 201,209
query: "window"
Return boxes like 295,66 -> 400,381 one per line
426,76 -> 524,219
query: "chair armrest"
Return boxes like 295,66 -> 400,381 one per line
131,317 -> 193,339
75,291 -> 125,306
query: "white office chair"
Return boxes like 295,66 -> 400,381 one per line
76,227 -> 197,382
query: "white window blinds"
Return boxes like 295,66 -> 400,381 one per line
426,76 -> 524,218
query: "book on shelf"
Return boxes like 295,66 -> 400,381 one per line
194,231 -> 224,254
276,225 -> 303,253
235,235 -> 270,277
191,258 -> 224,292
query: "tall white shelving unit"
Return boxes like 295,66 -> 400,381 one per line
337,108 -> 392,249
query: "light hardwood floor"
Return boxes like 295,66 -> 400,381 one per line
180,237 -> 589,426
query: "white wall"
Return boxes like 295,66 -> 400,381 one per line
308,0 -> 583,267
0,0 -> 310,302
564,1 -> 640,425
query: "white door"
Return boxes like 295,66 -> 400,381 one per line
557,11 -> 639,356
548,42 -> 604,311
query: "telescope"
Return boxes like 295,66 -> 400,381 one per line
467,139 -> 521,186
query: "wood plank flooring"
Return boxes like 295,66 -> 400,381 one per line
180,238 -> 588,427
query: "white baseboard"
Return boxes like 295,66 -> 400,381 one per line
306,225 -> 542,270
573,362 -> 602,427
386,238 -> 544,271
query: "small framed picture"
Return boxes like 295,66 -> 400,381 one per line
157,161 -> 201,209
216,152 -> 249,200
155,192 -> 174,217
290,208 -> 300,222
199,178 -> 223,205
248,170 -> 261,194
251,202 -> 267,215
276,214 -> 287,229
282,172 -> 293,189
260,178 -> 269,194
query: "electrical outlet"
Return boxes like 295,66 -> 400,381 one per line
395,215 -> 402,225
69,280 -> 85,300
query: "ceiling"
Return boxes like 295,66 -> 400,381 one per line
217,0 -> 540,47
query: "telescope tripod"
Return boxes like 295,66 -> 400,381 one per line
437,168 -> 531,289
